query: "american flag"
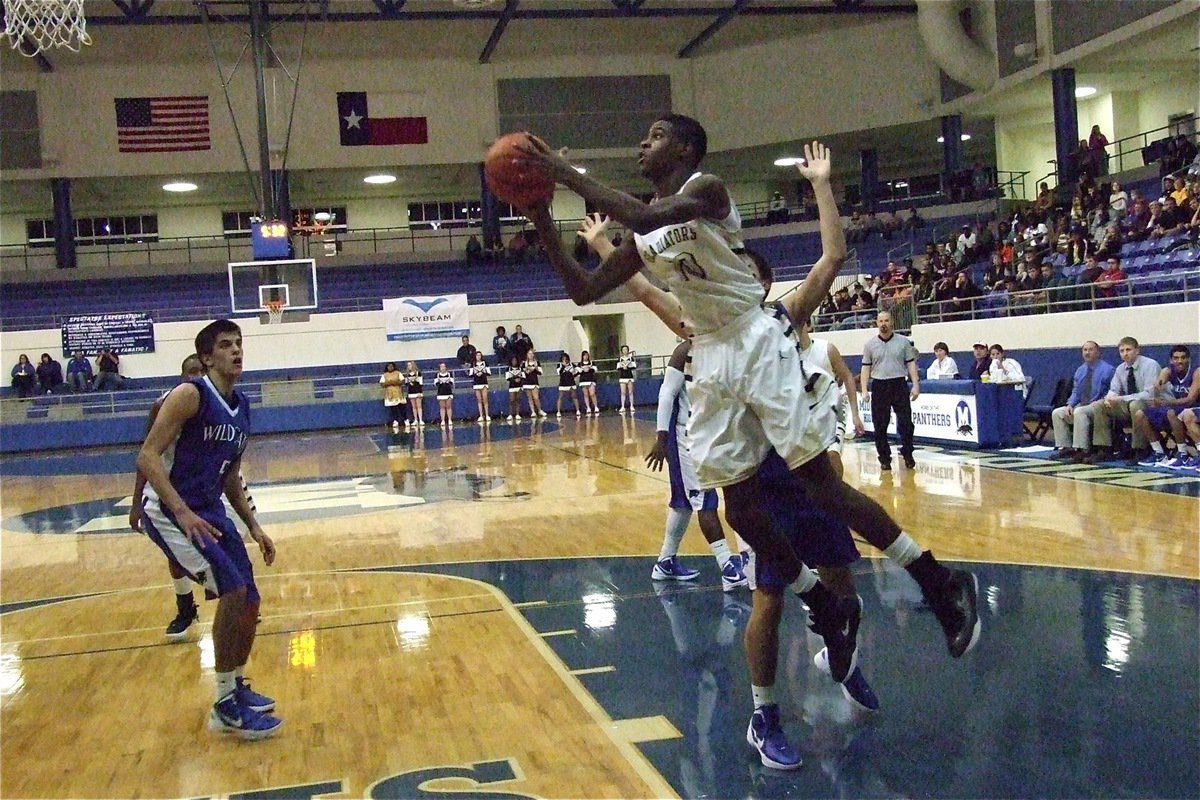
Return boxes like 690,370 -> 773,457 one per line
114,96 -> 210,153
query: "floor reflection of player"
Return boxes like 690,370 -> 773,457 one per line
653,582 -> 752,799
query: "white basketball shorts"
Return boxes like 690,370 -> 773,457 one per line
687,305 -> 838,489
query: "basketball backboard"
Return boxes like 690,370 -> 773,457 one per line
227,258 -> 318,315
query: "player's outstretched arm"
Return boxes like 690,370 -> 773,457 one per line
224,464 -> 274,566
516,135 -> 725,234
580,214 -> 688,334
525,202 -> 646,305
136,384 -> 223,545
781,141 -> 847,324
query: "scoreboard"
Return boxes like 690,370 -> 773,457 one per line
251,219 -> 292,260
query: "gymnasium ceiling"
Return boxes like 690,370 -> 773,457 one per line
0,1 -> 1192,213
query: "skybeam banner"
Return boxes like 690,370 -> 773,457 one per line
383,294 -> 469,341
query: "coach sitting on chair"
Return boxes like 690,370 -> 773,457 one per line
1050,341 -> 1115,460
1073,336 -> 1160,464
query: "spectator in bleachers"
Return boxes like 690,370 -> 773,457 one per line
1176,134 -> 1199,171
1134,345 -> 1200,466
1150,196 -> 1187,239
967,342 -> 990,381
833,286 -> 853,319
1088,125 -> 1110,176
766,192 -> 788,225
863,212 -> 884,239
983,253 -> 1009,288
975,219 -> 997,256
1124,197 -> 1154,241
1041,261 -> 1074,311
507,230 -> 529,263
492,325 -> 510,365
1077,336 -> 1161,463
881,210 -> 902,240
1072,139 -> 1094,181
1186,196 -> 1200,237
845,210 -> 865,243
1087,201 -> 1112,245
1093,224 -> 1120,261
94,348 -> 124,391
1108,181 -> 1128,215
456,335 -> 477,368
66,350 -> 92,392
380,362 -> 407,430
1050,340 -> 1117,461
987,344 -> 1025,385
1072,255 -> 1104,310
946,270 -> 982,321
465,234 -> 483,263
1035,182 -> 1054,213
904,205 -> 924,231
36,353 -> 63,395
926,342 -> 959,381
1093,256 -> 1127,308
509,325 -> 534,362
10,354 -> 36,398
955,225 -> 977,266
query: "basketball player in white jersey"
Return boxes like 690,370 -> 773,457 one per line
521,119 -> 979,679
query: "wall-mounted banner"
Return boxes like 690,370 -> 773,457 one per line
383,294 -> 469,342
61,313 -> 155,356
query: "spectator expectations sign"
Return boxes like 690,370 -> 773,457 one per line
383,294 -> 469,342
61,313 -> 156,356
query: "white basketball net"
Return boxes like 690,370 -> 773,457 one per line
3,0 -> 92,56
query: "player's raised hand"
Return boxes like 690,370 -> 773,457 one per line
796,141 -> 832,184
578,213 -> 612,245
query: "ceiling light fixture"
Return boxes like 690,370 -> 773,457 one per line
364,174 -> 396,185
936,134 -> 972,143
162,181 -> 197,192
774,157 -> 802,167
574,166 -> 587,174
1075,86 -> 1097,98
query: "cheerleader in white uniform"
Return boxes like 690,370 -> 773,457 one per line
434,362 -> 455,427
616,344 -> 637,414
523,351 -> 547,418
467,351 -> 491,423
576,350 -> 599,415
405,360 -> 425,427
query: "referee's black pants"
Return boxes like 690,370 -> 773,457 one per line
870,377 -> 915,464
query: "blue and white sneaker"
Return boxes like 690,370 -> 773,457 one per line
209,692 -> 283,740
651,556 -> 700,582
1137,453 -> 1162,467
721,557 -> 749,592
745,704 -> 802,770
1168,453 -> 1199,470
235,676 -> 275,713
814,647 -> 880,713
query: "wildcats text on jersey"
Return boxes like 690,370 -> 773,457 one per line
203,423 -> 247,448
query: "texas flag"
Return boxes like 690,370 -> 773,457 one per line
337,91 -> 428,146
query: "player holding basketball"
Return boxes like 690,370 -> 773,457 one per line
136,320 -> 280,740
520,118 -> 979,726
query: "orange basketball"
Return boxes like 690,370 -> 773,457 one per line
484,132 -> 554,208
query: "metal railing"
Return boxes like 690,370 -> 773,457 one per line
812,267 -> 1200,332
1108,117 -> 1199,175
994,170 -> 1029,201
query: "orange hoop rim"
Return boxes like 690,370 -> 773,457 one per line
263,300 -> 287,312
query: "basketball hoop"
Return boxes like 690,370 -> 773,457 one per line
3,0 -> 92,56
264,300 -> 286,325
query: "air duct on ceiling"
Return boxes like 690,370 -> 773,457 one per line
915,0 -> 995,92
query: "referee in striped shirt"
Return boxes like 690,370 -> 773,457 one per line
860,311 -> 920,470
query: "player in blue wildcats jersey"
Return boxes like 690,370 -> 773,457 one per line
136,319 -> 281,740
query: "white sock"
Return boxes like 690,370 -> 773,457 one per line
659,509 -> 691,560
172,576 -> 192,595
215,671 -> 235,702
1150,441 -> 1164,454
883,532 -> 923,567
734,534 -> 750,554
1186,444 -> 1198,457
234,665 -> 244,680
709,539 -> 732,568
789,564 -> 819,594
751,684 -> 775,709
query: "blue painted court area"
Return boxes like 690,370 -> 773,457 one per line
390,557 -> 1200,800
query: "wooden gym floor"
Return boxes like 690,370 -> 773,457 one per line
1,415 -> 1197,799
